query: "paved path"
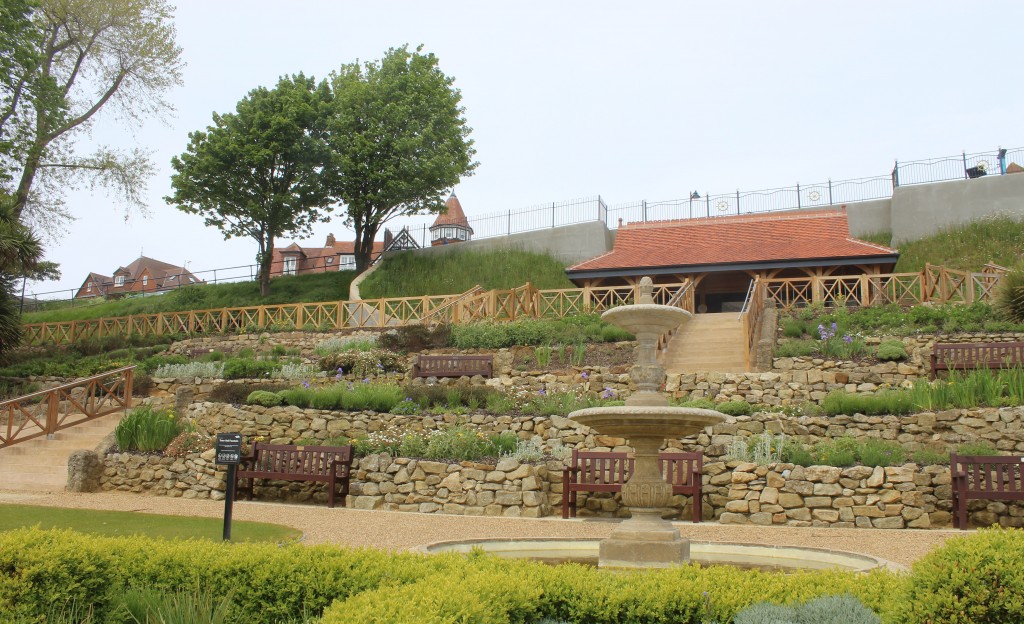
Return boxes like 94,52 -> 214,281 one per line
0,490 -> 965,569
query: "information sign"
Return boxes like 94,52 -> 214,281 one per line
215,433 -> 242,465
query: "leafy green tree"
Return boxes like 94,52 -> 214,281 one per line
327,45 -> 476,273
0,199 -> 41,357
166,75 -> 335,297
1,0 -> 183,231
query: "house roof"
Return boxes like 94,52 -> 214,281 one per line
567,209 -> 898,275
431,194 -> 473,232
279,235 -> 384,260
119,256 -> 189,281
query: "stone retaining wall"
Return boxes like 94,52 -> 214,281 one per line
100,449 -> 552,518
96,400 -> 1024,528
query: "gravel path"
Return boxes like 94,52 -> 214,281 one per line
0,490 -> 965,569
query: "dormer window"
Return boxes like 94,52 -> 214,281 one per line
142,276 -> 149,287
86,283 -> 92,293
114,275 -> 125,287
283,256 -> 297,276
339,255 -> 355,269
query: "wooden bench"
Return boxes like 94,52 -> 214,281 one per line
951,453 -> 1024,529
561,449 -> 703,522
413,354 -> 493,378
930,342 -> 1024,379
235,443 -> 353,508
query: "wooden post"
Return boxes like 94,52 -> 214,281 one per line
258,306 -> 266,329
124,368 -> 134,410
860,275 -> 870,306
46,392 -> 58,438
295,305 -> 303,330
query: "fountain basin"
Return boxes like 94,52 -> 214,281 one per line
419,538 -> 902,572
567,406 -> 724,438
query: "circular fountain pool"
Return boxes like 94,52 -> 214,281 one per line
420,538 -> 902,572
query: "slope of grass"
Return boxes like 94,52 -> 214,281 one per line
23,271 -> 355,324
886,216 -> 1024,273
359,248 -> 575,299
0,504 -> 301,542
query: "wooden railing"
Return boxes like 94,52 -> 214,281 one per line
658,281 -> 695,355
1,366 -> 134,449
22,266 -> 1000,346
739,278 -> 766,371
762,265 -> 1002,309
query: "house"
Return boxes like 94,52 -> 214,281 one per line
429,194 -> 473,246
565,208 -> 899,312
74,257 -> 203,299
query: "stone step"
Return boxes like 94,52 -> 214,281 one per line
664,313 -> 749,373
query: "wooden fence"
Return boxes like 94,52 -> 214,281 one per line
1,366 -> 134,449
22,265 -> 1002,347
740,278 -> 766,371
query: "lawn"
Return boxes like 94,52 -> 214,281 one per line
0,504 -> 301,542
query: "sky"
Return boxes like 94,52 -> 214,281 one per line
30,1 -> 1024,298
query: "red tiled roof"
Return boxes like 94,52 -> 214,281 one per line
431,194 -> 472,231
568,209 -> 897,272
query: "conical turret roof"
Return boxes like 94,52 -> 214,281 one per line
430,194 -> 473,233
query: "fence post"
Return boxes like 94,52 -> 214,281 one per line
643,200 -> 647,222
892,160 -> 900,189
962,151 -> 969,180
508,210 -> 511,235
736,190 -> 740,215
552,202 -> 556,228
706,194 -> 710,217
828,179 -> 833,205
125,367 -> 134,410
46,392 -> 58,438
796,183 -> 802,209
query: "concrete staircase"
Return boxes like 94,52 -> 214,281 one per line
662,312 -> 748,374
0,413 -> 120,492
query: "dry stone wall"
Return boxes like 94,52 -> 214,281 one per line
96,400 -> 1024,528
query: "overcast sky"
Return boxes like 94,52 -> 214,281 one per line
32,1 -> 1023,298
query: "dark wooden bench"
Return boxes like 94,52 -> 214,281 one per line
561,449 -> 703,522
930,342 -> 1024,379
235,442 -> 353,508
413,354 -> 493,378
951,453 -> 1024,529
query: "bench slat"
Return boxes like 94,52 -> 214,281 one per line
413,355 -> 493,379
931,341 -> 1024,379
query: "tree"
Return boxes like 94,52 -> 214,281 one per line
0,0 -> 183,231
0,199 -> 41,357
327,45 -> 476,273
166,75 -> 335,297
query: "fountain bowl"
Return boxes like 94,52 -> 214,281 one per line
601,304 -> 691,337
567,406 -> 724,439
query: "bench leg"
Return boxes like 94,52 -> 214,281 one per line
692,493 -> 702,524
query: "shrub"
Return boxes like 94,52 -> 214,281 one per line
911,447 -> 950,465
139,353 -> 188,373
599,324 -> 633,342
164,431 -> 213,458
994,262 -> 1024,323
775,339 -> 818,358
957,441 -> 1001,456
875,339 -> 908,361
115,405 -> 183,453
153,361 -> 226,378
246,391 -> 284,407
734,593 -> 881,624
717,400 -> 752,416
858,439 -> 907,467
781,317 -> 808,338
318,349 -> 401,378
273,362 -> 318,380
378,324 -> 451,353
900,527 -> 1024,624
207,382 -> 288,405
676,398 -> 716,410
222,358 -> 281,380
278,382 -> 406,413
314,336 -> 378,356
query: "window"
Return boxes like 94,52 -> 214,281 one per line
339,255 -> 355,269
431,229 -> 441,241
114,275 -> 125,287
142,276 -> 149,287
458,229 -> 467,240
167,275 -> 176,281
86,282 -> 92,293
326,257 -> 333,265
283,256 -> 297,276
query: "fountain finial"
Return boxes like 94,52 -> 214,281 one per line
639,277 -> 654,305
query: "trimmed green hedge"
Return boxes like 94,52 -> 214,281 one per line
4,527 -> 1023,623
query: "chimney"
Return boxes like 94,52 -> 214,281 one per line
325,233 -> 335,247
384,228 -> 394,249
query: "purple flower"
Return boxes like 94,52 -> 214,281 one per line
538,388 -> 546,396
302,380 -> 311,388
601,386 -> 616,399
581,371 -> 588,380
843,335 -> 853,344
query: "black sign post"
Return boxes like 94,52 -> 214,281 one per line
215,433 -> 242,541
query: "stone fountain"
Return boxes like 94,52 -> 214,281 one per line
568,277 -> 725,568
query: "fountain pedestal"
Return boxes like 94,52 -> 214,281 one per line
568,277 -> 725,569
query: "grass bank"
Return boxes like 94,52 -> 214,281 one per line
866,215 -> 1024,272
360,248 -> 575,299
22,271 -> 356,324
